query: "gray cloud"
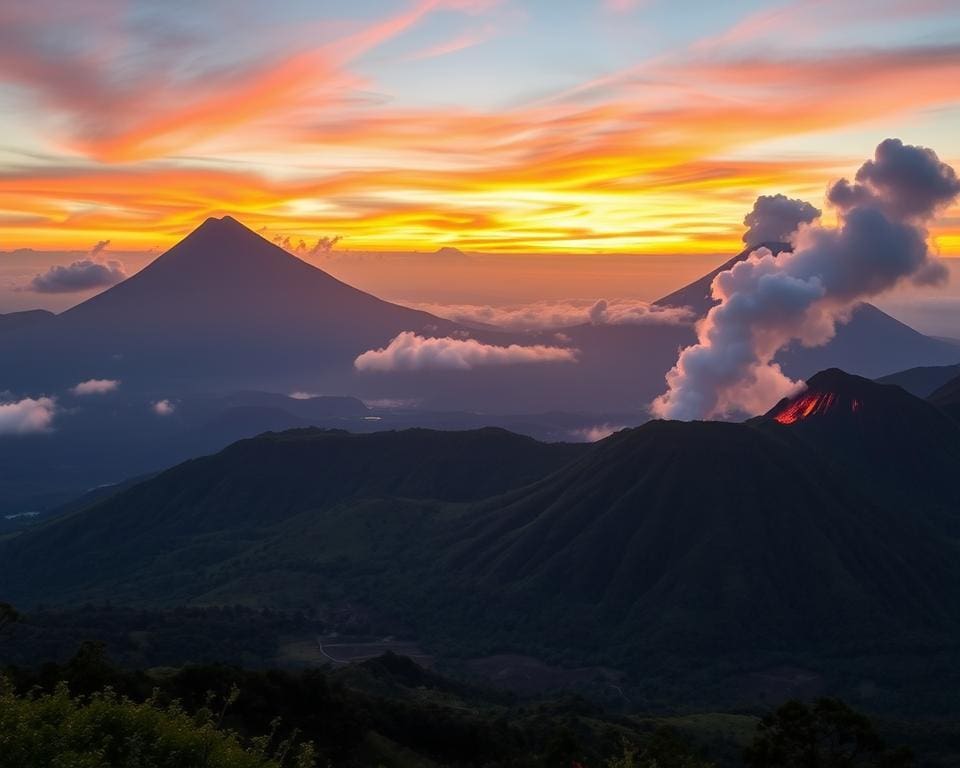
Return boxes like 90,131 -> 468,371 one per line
90,239 -> 111,257
742,194 -> 821,247
828,138 -> 960,220
29,245 -> 127,293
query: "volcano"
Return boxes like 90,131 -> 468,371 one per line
760,369 -> 960,532
0,216 -> 457,392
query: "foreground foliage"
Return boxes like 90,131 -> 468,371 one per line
0,678 -> 314,768
1,643 -> 931,767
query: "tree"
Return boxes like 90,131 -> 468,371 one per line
0,602 -> 19,636
744,698 -> 913,768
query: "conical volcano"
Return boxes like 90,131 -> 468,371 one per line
0,216 -> 455,391
761,368 -> 960,526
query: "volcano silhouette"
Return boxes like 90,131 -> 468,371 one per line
0,217 -> 457,391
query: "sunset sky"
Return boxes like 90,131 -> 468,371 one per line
2,0 -> 960,313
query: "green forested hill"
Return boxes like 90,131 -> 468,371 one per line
4,373 -> 960,713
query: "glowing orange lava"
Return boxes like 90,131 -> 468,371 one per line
773,391 -> 837,424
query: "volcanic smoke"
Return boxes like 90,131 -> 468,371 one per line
651,139 -> 960,421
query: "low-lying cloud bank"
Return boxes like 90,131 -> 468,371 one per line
411,299 -> 693,331
355,331 -> 578,371
0,396 -> 57,434
70,378 -> 120,396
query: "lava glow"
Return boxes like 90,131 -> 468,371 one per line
773,392 -> 839,425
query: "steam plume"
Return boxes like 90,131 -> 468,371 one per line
742,194 -> 820,247
652,139 -> 959,421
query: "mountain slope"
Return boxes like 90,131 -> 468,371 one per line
0,309 -> 53,333
655,242 -> 790,315
0,217 -> 457,391
5,371 -> 959,661
435,417 -> 960,661
877,363 -> 960,397
0,427 -> 585,605
758,369 -> 960,530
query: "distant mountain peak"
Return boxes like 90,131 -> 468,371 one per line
433,246 -> 467,258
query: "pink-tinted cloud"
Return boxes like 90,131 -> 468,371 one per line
354,331 -> 578,371
0,396 -> 57,434
570,423 -> 628,441
70,378 -> 120,396
152,399 -> 176,416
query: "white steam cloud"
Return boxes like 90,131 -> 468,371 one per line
652,139 -> 959,421
70,378 -> 120,396
355,331 -> 578,371
0,396 -> 57,434
411,299 -> 694,331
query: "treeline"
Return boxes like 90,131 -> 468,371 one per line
0,603 -> 325,668
0,641 -> 921,768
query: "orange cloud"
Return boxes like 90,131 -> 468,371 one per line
0,1 -> 958,258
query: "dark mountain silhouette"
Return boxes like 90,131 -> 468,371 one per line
759,369 -> 960,532
1,219 -> 953,414
0,309 -> 53,333
4,370 -> 960,711
879,363 -> 960,397
926,370 -> 960,425
0,427 -> 586,605
0,216 -> 457,392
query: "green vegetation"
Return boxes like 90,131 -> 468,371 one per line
1,642 -> 936,767
0,679 -> 312,768
4,400 -> 960,714
3,644 -> 718,768
743,699 -> 912,768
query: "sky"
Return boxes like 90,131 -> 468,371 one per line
1,0 -> 960,319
